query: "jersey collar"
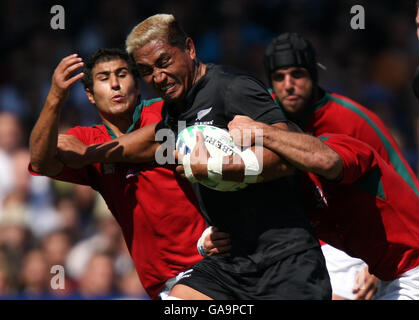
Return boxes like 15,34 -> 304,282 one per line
103,101 -> 144,139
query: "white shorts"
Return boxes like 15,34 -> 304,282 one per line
321,244 -> 367,300
374,265 -> 419,300
158,271 -> 189,300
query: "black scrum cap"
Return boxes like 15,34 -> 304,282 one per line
264,33 -> 318,84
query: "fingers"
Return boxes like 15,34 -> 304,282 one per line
204,229 -> 232,256
353,269 -> 378,300
192,131 -> 209,162
174,150 -> 183,163
56,54 -> 85,86
175,165 -> 185,177
174,151 -> 186,177
63,61 -> 84,80
66,71 -> 85,86
355,277 -> 378,300
210,231 -> 231,241
194,131 -> 206,153
229,128 -> 243,146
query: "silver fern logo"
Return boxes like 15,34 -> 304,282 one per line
196,107 -> 212,121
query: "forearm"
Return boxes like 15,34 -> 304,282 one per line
29,91 -> 64,175
83,122 -> 161,164
261,126 -> 342,180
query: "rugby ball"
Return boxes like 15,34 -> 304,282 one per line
176,125 -> 248,191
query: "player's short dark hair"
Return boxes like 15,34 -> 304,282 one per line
81,48 -> 140,92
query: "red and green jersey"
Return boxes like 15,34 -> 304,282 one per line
270,89 -> 419,278
312,134 -> 419,280
296,90 -> 419,198
29,98 -> 206,299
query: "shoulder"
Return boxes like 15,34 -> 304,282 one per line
208,64 -> 267,91
65,124 -> 109,144
326,92 -> 377,121
139,97 -> 164,126
141,97 -> 164,110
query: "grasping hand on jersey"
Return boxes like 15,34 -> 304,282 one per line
228,115 -> 268,147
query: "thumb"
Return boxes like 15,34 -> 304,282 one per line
174,150 -> 183,164
196,130 -> 205,144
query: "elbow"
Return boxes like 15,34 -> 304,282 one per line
29,153 -> 61,176
29,156 -> 48,175
315,152 -> 343,180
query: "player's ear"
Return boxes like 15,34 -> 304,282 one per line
185,37 -> 196,60
85,88 -> 96,105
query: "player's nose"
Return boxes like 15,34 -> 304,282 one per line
110,74 -> 121,90
284,75 -> 295,91
153,69 -> 167,86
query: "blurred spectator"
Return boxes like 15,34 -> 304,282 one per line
18,249 -> 49,297
0,248 -> 18,297
77,252 -> 117,299
41,230 -> 73,268
54,197 -> 82,241
0,195 -> 33,260
65,195 -> 123,280
117,266 -> 149,300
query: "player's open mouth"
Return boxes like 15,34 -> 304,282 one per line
161,83 -> 176,95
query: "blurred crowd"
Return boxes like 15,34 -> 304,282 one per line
1,0 -> 419,299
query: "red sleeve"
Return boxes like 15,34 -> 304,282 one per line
28,127 -> 97,188
319,133 -> 377,185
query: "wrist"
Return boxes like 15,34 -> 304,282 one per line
261,124 -> 276,148
82,144 -> 97,165
47,87 -> 68,106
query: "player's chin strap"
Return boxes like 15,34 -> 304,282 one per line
182,154 -> 198,183
207,147 -> 261,184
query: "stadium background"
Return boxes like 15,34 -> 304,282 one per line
1,0 -> 418,299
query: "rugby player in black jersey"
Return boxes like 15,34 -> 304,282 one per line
124,14 -> 331,300
57,13 -> 331,300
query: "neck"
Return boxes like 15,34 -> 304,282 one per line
101,111 -> 133,137
192,61 -> 207,86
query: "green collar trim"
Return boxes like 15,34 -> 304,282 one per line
103,97 -> 163,139
297,91 -> 330,129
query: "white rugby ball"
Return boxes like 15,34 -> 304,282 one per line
176,125 -> 248,191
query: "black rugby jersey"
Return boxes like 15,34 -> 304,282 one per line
162,64 -> 319,271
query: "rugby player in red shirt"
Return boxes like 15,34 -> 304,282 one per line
226,33 -> 419,300
29,48 -> 207,300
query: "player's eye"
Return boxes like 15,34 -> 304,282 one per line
158,58 -> 170,68
272,74 -> 284,82
292,70 -> 306,79
138,66 -> 153,77
118,71 -> 128,78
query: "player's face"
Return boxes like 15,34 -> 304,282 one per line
271,67 -> 313,117
416,8 -> 419,40
88,59 -> 139,117
132,39 -> 196,104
